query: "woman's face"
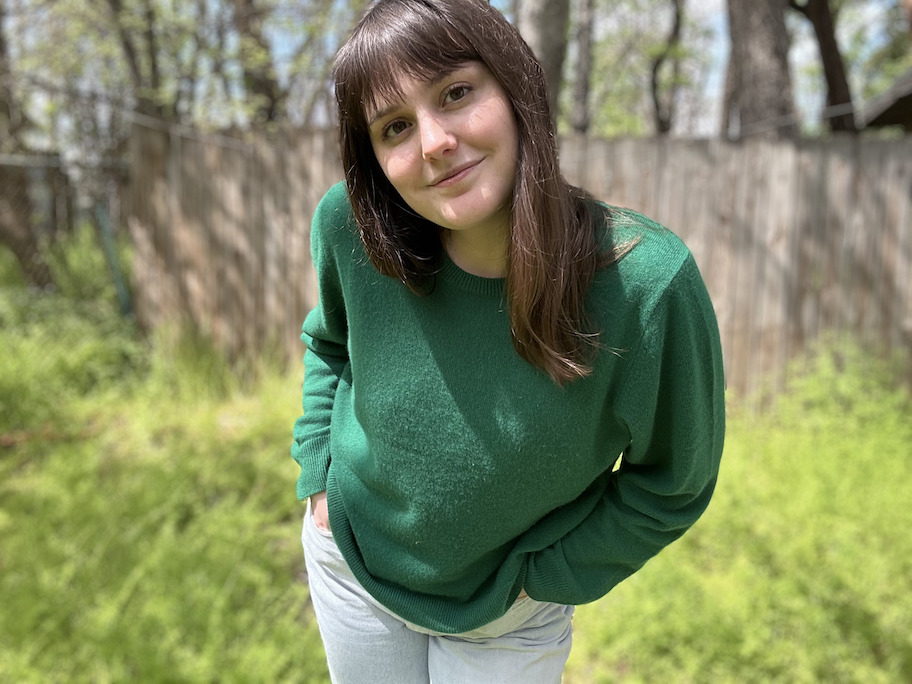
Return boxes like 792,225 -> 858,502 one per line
366,61 -> 519,242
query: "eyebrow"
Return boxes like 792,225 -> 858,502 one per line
367,101 -> 402,127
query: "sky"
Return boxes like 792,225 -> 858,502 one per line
686,0 -> 730,136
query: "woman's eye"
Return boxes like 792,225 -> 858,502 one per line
444,84 -> 471,104
383,120 -> 409,139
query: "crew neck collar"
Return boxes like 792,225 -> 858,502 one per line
438,252 -> 506,297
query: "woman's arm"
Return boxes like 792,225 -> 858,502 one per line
291,183 -> 352,501
292,339 -> 349,499
523,254 -> 725,604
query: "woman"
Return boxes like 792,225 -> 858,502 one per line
291,0 -> 725,681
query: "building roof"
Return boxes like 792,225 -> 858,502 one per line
859,67 -> 912,131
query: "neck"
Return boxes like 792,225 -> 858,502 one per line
442,226 -> 509,278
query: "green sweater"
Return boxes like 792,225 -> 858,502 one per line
292,181 -> 725,634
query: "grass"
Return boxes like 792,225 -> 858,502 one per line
564,343 -> 912,683
0,230 -> 326,683
1,231 -> 910,682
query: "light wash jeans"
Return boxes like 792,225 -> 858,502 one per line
301,504 -> 574,684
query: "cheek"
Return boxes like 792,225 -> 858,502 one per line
475,102 -> 519,157
382,154 -> 419,195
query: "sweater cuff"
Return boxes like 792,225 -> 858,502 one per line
294,434 -> 331,500
524,542 -> 638,606
523,546 -> 576,604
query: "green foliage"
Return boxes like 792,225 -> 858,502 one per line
0,237 -> 327,681
6,0 -> 367,145
0,382 -> 326,682
0,225 -> 145,433
0,248 -> 26,288
565,342 -> 912,683
559,0 -> 716,138
847,0 -> 912,102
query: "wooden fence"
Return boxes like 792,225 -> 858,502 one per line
561,135 -> 912,398
127,124 -> 338,365
127,124 -> 912,399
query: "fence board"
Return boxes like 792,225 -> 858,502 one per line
127,125 -> 912,400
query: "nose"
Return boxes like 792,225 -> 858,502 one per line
418,113 -> 456,160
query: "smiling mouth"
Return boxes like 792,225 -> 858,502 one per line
432,160 -> 481,187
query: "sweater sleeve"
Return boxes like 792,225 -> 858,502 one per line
523,254 -> 725,604
291,184 -> 352,500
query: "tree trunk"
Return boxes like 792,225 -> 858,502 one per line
570,0 -> 593,135
723,0 -> 797,139
789,0 -> 856,133
105,0 -> 163,117
0,1 -> 54,289
0,0 -> 30,143
650,0 -> 684,135
232,0 -> 285,124
0,167 -> 55,289
516,0 -> 571,120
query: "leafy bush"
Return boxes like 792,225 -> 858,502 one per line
0,225 -> 146,433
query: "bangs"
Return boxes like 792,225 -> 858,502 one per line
333,1 -> 481,127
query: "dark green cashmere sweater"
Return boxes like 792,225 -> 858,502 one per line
292,181 -> 725,634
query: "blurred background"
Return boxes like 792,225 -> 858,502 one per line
1,0 -> 910,682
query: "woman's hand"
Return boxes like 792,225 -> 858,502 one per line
311,490 -> 331,532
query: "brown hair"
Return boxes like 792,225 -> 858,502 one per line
333,0 -> 628,384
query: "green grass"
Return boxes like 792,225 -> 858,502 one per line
565,344 -> 912,683
0,380 -> 327,683
2,232 -> 910,682
0,231 -> 326,682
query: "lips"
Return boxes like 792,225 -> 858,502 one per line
430,160 -> 481,187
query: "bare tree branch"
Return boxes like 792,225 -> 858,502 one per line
232,0 -> 285,124
650,0 -> 683,135
789,0 -> 856,132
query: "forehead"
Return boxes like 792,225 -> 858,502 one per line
348,37 -> 477,117
334,2 -> 489,128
